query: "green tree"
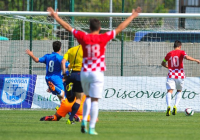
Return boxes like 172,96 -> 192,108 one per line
164,0 -> 175,10
154,4 -> 168,13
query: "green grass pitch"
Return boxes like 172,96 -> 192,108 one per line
0,110 -> 200,140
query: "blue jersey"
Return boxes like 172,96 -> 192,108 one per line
39,52 -> 63,78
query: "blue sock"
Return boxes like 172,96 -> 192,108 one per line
69,103 -> 80,121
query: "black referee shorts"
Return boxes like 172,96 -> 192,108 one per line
65,71 -> 83,93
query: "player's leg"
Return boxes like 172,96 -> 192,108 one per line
40,98 -> 71,121
57,99 -> 73,122
166,78 -> 175,116
81,95 -> 91,133
89,97 -> 99,135
82,95 -> 91,123
67,92 -> 83,124
46,86 -> 61,110
64,82 -> 81,122
47,78 -> 65,102
88,71 -> 104,135
172,79 -> 184,115
75,95 -> 88,122
80,72 -> 91,133
48,80 -> 65,101
40,113 -> 62,121
66,72 -> 84,124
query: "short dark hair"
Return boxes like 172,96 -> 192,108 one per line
174,40 -> 182,48
90,18 -> 101,32
53,41 -> 61,52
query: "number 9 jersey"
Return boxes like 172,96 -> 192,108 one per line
164,50 -> 187,79
72,29 -> 116,72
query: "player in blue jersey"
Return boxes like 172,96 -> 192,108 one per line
26,41 -> 65,101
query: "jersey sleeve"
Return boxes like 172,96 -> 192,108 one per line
63,51 -> 69,60
72,29 -> 86,44
103,30 -> 116,42
39,55 -> 46,63
182,50 -> 187,58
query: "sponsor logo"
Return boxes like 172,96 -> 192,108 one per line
104,88 -> 199,99
1,78 -> 29,104
37,94 -> 59,102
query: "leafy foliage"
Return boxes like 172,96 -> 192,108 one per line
0,0 -> 176,40
0,16 -> 56,40
0,0 -> 175,13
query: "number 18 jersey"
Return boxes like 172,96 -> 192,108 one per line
72,29 -> 116,72
164,50 -> 187,79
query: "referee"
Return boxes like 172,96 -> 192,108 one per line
61,44 -> 84,124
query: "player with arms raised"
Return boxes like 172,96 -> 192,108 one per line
47,7 -> 141,135
161,40 -> 200,116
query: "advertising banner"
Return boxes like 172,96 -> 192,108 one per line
31,75 -> 60,109
33,76 -> 200,111
0,74 -> 37,108
99,77 -> 200,111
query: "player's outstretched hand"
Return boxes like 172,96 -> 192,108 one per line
132,7 -> 141,18
46,88 -> 51,93
47,7 -> 58,19
25,49 -> 33,56
196,59 -> 200,64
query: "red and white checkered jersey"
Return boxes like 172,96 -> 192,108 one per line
164,50 -> 187,79
72,29 -> 116,72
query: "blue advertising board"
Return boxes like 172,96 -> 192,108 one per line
0,74 -> 37,108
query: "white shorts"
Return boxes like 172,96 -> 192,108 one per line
166,78 -> 184,90
80,71 -> 104,99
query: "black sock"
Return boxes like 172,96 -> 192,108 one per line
69,103 -> 80,121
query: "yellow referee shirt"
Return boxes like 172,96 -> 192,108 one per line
63,45 -> 83,71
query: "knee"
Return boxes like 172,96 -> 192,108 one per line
76,92 -> 84,100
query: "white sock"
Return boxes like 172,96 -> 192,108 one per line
82,97 -> 91,121
175,92 -> 182,107
166,92 -> 171,107
89,101 -> 99,128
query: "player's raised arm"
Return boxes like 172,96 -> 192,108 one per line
47,7 -> 73,32
115,7 -> 141,35
185,55 -> 200,64
25,49 -> 39,63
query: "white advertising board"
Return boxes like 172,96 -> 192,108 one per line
32,76 -> 200,111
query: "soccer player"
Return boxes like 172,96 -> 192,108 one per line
40,93 -> 91,122
42,81 -> 95,123
26,41 -> 65,102
161,40 -> 200,116
61,44 -> 84,124
47,6 -> 141,135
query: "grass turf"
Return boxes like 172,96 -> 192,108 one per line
0,110 -> 200,140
